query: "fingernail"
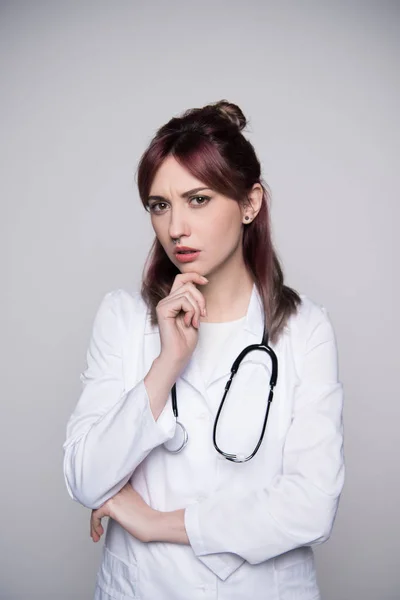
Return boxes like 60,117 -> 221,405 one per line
202,308 -> 207,317
201,276 -> 208,281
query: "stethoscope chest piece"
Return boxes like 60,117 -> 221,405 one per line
163,421 -> 188,453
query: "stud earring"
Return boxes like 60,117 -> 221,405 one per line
244,216 -> 250,222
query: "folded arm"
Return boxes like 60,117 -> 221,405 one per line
181,305 -> 345,578
63,291 -> 177,509
114,305 -> 344,579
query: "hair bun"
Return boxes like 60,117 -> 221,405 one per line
213,100 -> 247,131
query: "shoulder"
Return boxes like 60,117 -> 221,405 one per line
92,288 -> 149,334
103,288 -> 147,312
285,293 -> 337,347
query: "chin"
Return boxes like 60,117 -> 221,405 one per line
178,263 -> 208,277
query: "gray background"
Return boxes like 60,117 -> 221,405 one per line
2,1 -> 399,599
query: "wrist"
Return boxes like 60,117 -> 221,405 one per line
155,353 -> 186,378
144,509 -> 163,543
149,355 -> 185,393
152,509 -> 189,544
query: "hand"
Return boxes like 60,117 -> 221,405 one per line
156,272 -> 208,367
90,482 -> 160,544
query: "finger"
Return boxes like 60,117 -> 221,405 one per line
94,521 -> 104,536
157,292 -> 199,327
91,527 -> 103,542
91,510 -> 105,538
91,521 -> 104,542
91,523 -> 100,542
169,293 -> 199,328
170,272 -> 208,295
161,292 -> 201,328
90,517 -> 99,541
168,282 -> 207,317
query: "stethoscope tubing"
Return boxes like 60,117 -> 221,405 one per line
166,326 -> 278,462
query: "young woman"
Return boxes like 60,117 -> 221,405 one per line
63,100 -> 344,600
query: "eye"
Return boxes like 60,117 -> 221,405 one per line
148,202 -> 169,214
190,195 -> 210,207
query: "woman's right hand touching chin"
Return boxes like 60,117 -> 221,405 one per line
156,272 -> 208,369
143,272 -> 208,420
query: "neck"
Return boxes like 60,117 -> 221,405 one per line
200,256 -> 254,323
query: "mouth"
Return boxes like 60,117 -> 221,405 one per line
174,246 -> 199,254
174,246 -> 201,263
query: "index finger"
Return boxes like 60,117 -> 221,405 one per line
170,272 -> 208,294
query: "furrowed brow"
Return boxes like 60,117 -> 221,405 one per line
147,187 -> 210,203
180,187 -> 210,199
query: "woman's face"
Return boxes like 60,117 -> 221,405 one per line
147,155 -> 247,278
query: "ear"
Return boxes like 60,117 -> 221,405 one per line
241,183 -> 263,223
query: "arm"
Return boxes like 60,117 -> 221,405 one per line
181,305 -> 344,578
63,290 -> 178,509
90,302 -> 344,580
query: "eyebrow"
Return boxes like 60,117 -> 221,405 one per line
147,187 -> 211,203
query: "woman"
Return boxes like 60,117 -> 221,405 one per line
63,100 -> 344,600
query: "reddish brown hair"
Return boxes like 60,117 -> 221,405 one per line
136,100 -> 301,344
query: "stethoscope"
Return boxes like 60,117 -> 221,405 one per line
163,324 -> 278,463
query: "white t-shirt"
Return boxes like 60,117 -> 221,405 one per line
195,316 -> 246,385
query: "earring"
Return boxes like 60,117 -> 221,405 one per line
244,216 -> 251,222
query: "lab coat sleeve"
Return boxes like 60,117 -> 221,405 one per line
62,290 -> 176,509
184,304 -> 345,580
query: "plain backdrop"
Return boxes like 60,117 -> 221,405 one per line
1,1 -> 399,599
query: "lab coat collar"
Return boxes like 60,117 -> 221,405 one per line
144,283 -> 267,393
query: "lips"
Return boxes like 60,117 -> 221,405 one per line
174,247 -> 201,263
174,246 -> 200,255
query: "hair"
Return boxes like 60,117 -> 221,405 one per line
136,99 -> 301,345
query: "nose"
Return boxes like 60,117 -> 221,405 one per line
168,204 -> 190,242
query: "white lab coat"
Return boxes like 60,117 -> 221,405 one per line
63,284 -> 344,600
